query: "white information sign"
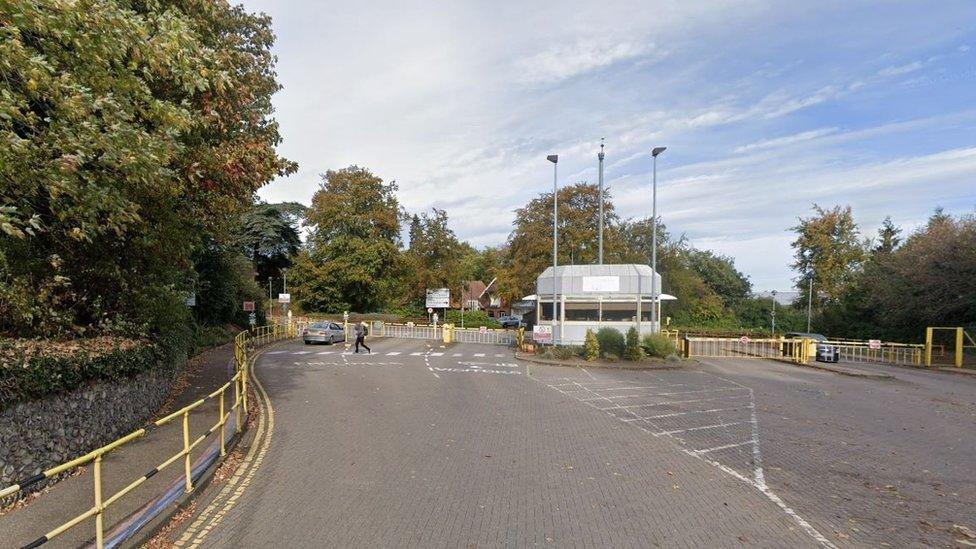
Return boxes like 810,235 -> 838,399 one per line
533,325 -> 553,344
278,293 -> 291,303
868,339 -> 881,350
479,325 -> 488,334
425,288 -> 450,308
581,276 -> 620,293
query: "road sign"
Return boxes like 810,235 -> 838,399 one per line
278,293 -> 291,303
184,292 -> 196,307
533,325 -> 553,344
425,288 -> 450,308
739,336 -> 750,344
868,339 -> 881,349
427,307 -> 433,314
248,312 -> 257,326
407,321 -> 415,328
343,310 -> 349,321
243,301 -> 255,311
479,325 -> 488,334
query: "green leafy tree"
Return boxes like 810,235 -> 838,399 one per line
405,208 -> 465,305
0,1 -> 294,338
292,167 -> 403,313
790,205 -> 866,310
235,201 -> 305,288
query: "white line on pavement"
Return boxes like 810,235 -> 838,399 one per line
386,352 -> 401,355
655,421 -> 746,436
430,352 -> 444,356
622,406 -> 750,421
691,440 -> 757,455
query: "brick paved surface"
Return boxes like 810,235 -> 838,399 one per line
176,340 -> 976,548
191,338 -> 816,548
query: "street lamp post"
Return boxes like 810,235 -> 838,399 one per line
547,154 -> 559,345
597,138 -> 605,265
650,146 -> 666,334
806,274 -> 813,333
771,290 -> 777,336
268,277 -> 272,319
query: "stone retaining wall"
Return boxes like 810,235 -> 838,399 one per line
0,366 -> 177,495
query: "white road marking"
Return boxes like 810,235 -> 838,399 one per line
691,440 -> 756,455
474,353 -> 485,357
386,351 -> 401,356
267,351 -> 287,355
316,351 -> 334,355
430,352 -> 444,356
494,354 -> 504,357
622,406 -> 750,421
452,353 -> 463,357
530,372 -> 836,549
605,393 -> 753,410
655,421 -> 745,436
410,352 -> 423,356
293,351 -> 310,355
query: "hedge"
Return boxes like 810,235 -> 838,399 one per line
0,337 -> 167,410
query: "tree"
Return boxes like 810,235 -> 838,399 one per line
687,250 -> 752,309
0,1 -> 294,338
404,208 -> 465,305
873,216 -> 902,255
292,167 -> 403,312
790,205 -> 866,307
504,183 -> 616,300
235,202 -> 305,287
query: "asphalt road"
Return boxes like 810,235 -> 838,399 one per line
177,338 -> 976,548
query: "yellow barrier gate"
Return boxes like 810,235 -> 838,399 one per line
682,336 -> 812,364
925,326 -> 976,368
0,323 -> 296,549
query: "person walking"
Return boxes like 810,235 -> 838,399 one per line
354,321 -> 371,354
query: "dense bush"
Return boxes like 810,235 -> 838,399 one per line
596,328 -> 625,358
624,327 -> 643,361
553,345 -> 583,360
584,330 -> 600,361
642,333 -> 677,358
0,338 -> 167,409
444,309 -> 502,328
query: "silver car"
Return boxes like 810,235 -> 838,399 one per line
303,321 -> 346,345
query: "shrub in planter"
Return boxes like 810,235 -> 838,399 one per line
596,328 -> 624,358
624,327 -> 643,361
553,345 -> 583,360
642,333 -> 677,358
583,329 -> 600,361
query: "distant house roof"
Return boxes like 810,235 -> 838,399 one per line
479,277 -> 498,299
461,280 -> 486,302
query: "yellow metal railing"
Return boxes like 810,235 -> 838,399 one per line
825,340 -> 924,367
683,336 -> 812,364
0,323 -> 295,549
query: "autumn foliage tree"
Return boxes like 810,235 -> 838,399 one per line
0,1 -> 294,338
291,167 -> 403,313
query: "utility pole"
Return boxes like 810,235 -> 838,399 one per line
547,154 -> 559,345
650,146 -> 667,333
771,290 -> 777,336
597,138 -> 605,265
806,275 -> 813,332
268,277 -> 272,319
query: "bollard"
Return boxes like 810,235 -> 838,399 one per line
182,412 -> 192,493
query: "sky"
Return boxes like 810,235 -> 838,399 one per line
241,0 -> 976,292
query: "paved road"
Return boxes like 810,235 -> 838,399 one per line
175,339 -> 976,548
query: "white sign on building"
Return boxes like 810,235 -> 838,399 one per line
278,293 -> 291,303
425,288 -> 450,308
581,276 -> 620,292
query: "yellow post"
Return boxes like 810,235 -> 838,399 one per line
94,455 -> 104,549
955,327 -> 964,368
182,412 -> 193,493
234,374 -> 242,434
219,390 -> 226,457
924,327 -> 933,367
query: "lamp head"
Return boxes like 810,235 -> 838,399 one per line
546,154 -> 558,164
652,146 -> 667,157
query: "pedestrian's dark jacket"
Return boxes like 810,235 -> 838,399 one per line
355,324 -> 365,338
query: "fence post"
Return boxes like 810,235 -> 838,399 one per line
924,327 -> 933,367
94,455 -> 104,549
219,390 -> 226,457
182,412 -> 193,493
235,374 -> 242,434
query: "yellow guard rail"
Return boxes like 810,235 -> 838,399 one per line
0,323 -> 294,548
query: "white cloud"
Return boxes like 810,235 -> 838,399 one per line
734,128 -> 839,153
516,39 -> 658,84
878,61 -> 925,76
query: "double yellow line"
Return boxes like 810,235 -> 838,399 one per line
173,346 -> 277,547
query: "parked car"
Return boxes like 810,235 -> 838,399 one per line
783,332 -> 839,362
497,315 -> 523,329
303,321 -> 346,345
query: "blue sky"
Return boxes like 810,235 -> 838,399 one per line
242,0 -> 976,292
